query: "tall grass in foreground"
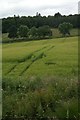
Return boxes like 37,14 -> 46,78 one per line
2,76 -> 78,120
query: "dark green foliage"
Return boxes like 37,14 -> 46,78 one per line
58,22 -> 73,36
7,25 -> 52,40
8,25 -> 17,38
2,14 -> 80,33
54,12 -> 62,17
28,25 -> 52,39
28,26 -> 38,39
18,25 -> 29,38
37,26 -> 52,39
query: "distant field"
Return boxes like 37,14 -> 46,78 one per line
2,36 -> 78,119
52,28 -> 78,38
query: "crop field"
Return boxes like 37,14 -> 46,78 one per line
2,36 -> 78,119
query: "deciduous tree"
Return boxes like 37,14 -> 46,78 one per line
58,22 -> 73,36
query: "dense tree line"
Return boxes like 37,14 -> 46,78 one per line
8,25 -> 52,39
2,13 -> 80,33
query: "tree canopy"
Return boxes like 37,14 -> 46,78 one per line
58,22 -> 73,36
7,25 -> 52,40
37,26 -> 52,38
2,13 -> 80,33
28,26 -> 38,38
18,25 -> 29,38
8,25 -> 17,38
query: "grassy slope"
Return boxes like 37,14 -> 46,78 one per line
3,36 -> 78,78
2,36 -> 78,119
